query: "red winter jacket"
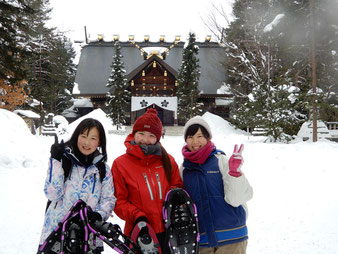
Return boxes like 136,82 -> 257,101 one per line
111,134 -> 183,236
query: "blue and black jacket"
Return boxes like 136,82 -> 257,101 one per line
182,149 -> 248,247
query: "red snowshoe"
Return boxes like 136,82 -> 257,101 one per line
130,221 -> 162,254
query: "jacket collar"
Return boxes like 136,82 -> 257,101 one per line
124,133 -> 161,163
183,148 -> 225,169
64,146 -> 106,168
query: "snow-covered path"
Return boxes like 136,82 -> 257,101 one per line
1,109 -> 338,254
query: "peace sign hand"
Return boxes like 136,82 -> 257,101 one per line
50,134 -> 65,161
228,144 -> 244,177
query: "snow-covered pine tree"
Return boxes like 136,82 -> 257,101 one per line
20,0 -> 77,115
272,0 -> 338,128
222,0 -> 309,141
0,0 -> 33,84
106,41 -> 130,129
309,0 -> 338,122
222,0 -> 272,129
46,35 -> 77,114
177,32 -> 202,124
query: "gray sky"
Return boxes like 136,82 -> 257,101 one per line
48,0 -> 233,43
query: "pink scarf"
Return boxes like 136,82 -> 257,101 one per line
182,141 -> 215,164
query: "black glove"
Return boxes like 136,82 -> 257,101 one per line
50,135 -> 65,161
87,206 -> 102,223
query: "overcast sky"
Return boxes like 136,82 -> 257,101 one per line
48,0 -> 234,43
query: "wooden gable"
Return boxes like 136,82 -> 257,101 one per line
127,54 -> 178,97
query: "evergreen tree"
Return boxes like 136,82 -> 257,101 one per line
0,0 -> 77,114
0,0 -> 34,110
24,0 -> 76,115
106,41 -> 130,129
177,32 -> 202,123
42,35 -> 76,114
0,0 -> 33,82
217,0 -> 338,141
223,0 -> 300,140
309,0 -> 338,121
273,0 -> 338,128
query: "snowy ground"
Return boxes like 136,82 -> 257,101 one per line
1,108 -> 338,254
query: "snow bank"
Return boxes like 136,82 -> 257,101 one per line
1,108 -> 33,139
0,109 -> 47,169
58,108 -> 114,142
297,120 -> 332,141
202,112 -> 248,136
2,108 -> 338,253
13,109 -> 40,119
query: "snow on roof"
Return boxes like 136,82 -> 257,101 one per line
73,98 -> 93,108
28,99 -> 40,108
215,98 -> 233,106
143,47 -> 167,55
53,115 -> 68,124
63,112 -> 78,118
13,110 -> 40,119
217,84 -> 232,95
263,14 -> 285,33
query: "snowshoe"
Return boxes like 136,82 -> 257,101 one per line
130,221 -> 161,254
37,199 -> 135,254
38,199 -> 86,254
163,188 -> 199,254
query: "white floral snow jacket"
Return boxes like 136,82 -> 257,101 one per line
39,152 -> 116,244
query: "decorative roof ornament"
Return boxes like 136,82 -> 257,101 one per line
161,35 -> 181,60
129,35 -> 148,60
113,34 -> 119,41
128,35 -> 182,60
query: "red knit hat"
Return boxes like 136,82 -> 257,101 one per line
132,108 -> 163,141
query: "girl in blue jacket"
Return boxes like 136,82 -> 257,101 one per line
180,116 -> 253,254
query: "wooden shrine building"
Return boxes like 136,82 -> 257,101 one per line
73,35 -> 231,125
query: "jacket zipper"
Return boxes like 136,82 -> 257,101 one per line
143,173 -> 154,200
49,158 -> 53,183
155,172 -> 162,200
83,165 -> 97,194
92,174 -> 96,193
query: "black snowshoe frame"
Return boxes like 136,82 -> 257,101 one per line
162,188 -> 200,254
38,199 -> 139,254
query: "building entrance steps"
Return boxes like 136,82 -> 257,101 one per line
124,126 -> 184,136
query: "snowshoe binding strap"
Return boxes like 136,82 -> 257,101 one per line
130,221 -> 162,254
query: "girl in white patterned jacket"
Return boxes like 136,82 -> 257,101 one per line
38,118 -> 116,253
